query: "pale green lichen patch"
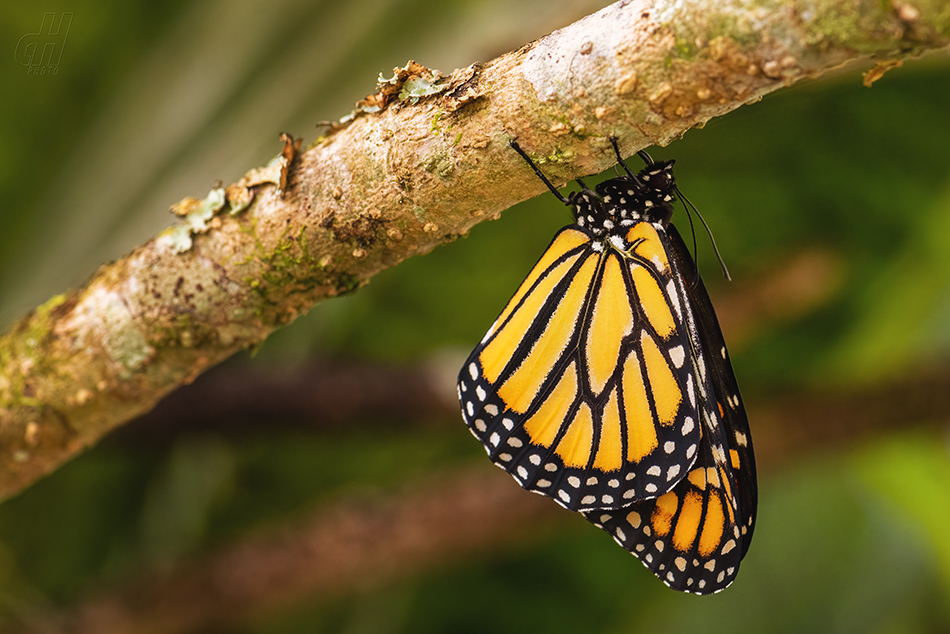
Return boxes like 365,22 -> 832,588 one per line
93,288 -> 155,376
340,61 -> 448,123
165,188 -> 226,254
400,75 -> 449,103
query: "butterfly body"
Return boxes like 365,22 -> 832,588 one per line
458,143 -> 756,594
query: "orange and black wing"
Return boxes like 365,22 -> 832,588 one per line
458,218 -> 708,512
583,223 -> 756,593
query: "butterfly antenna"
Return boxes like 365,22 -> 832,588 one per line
680,195 -> 701,285
609,137 -> 638,179
676,186 -> 732,281
509,140 -> 570,206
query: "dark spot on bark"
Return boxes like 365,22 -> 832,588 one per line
174,277 -> 185,298
325,214 -> 385,249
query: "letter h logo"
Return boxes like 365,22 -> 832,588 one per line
15,13 -> 74,76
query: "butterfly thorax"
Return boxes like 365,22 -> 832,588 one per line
569,160 -> 678,250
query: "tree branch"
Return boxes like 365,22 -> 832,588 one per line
1,0 -> 948,501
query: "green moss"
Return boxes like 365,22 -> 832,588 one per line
673,37 -> 698,60
35,294 -> 68,320
0,293 -> 74,408
544,146 -> 575,164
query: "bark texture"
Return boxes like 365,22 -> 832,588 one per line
1,0 -> 948,500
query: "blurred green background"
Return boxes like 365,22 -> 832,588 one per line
2,0 -> 950,632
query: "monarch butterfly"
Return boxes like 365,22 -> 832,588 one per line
456,138 -> 756,594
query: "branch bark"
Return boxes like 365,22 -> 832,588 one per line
1,0 -> 948,501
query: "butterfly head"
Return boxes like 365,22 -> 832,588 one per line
636,160 -> 678,222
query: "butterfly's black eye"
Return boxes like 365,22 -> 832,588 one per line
648,170 -> 674,192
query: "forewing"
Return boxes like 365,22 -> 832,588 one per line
458,220 -> 706,512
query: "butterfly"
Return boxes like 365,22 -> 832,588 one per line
456,138 -> 756,594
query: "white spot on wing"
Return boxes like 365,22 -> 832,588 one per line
682,416 -> 694,435
667,280 -> 682,318
669,345 -> 685,368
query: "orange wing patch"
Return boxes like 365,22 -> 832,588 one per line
523,362 -> 578,448
631,264 -> 675,338
626,223 -> 669,272
555,402 -> 594,467
491,228 -> 590,335
585,254 -> 634,395
480,252 -> 585,384
495,254 -> 598,413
